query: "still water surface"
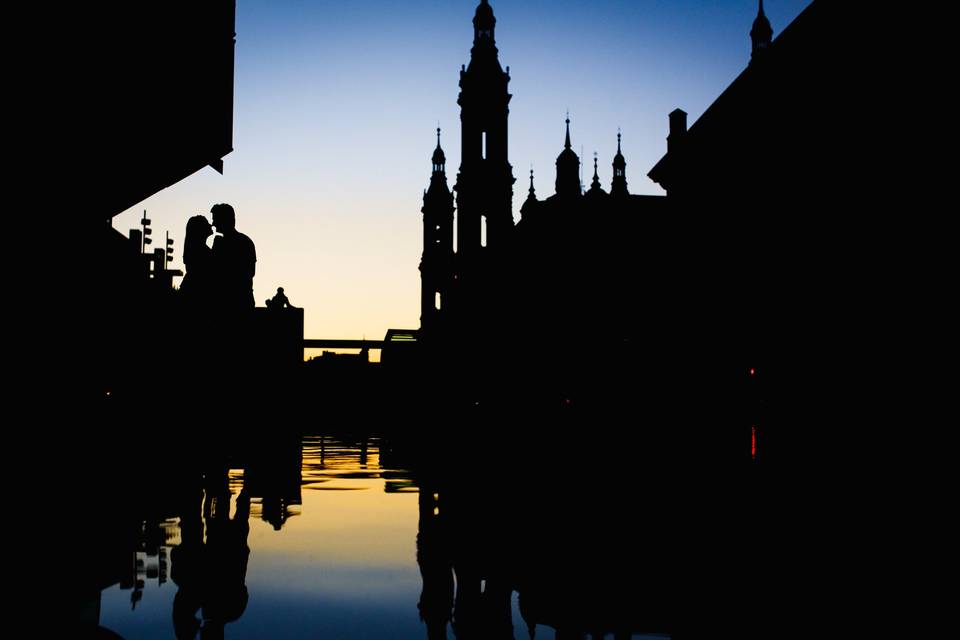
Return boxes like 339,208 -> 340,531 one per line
92,435 -> 672,639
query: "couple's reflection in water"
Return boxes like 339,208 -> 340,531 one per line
171,466 -> 250,640
167,438 -> 303,639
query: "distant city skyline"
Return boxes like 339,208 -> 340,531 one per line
112,0 -> 811,354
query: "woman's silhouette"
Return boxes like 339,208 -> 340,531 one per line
178,215 -> 217,400
180,214 -> 214,308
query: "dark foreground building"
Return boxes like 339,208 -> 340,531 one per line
648,0 -> 881,465
51,2 -> 238,404
85,2 -> 237,221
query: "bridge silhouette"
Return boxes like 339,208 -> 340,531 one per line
303,339 -> 384,350
302,330 -> 417,356
303,329 -> 417,351
249,306 -> 417,362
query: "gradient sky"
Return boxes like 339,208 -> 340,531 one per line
114,0 -> 812,347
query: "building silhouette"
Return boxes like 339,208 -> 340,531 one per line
85,1 -> 237,221
54,1 -> 238,410
416,0 -> 881,468
420,130 -> 455,338
421,0 -> 518,348
647,0 -> 867,465
419,0 -> 666,410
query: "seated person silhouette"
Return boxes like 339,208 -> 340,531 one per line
266,287 -> 294,310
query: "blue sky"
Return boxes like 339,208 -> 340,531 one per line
114,1 -> 812,347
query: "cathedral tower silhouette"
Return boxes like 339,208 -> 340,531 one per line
454,0 -> 515,261
419,0 -> 666,351
420,128 -> 454,335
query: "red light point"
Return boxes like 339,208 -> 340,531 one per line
749,368 -> 755,376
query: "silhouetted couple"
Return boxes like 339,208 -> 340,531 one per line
181,203 -> 256,314
172,471 -> 251,640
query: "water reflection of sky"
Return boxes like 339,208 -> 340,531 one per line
96,436 -> 668,639
99,437 -> 430,639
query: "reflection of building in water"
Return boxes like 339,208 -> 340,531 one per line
298,435 -> 417,493
118,517 -> 179,610
417,487 -> 454,640
413,464 -> 679,639
414,477 -> 518,640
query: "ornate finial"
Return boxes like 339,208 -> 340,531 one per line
564,113 -> 571,150
431,125 -> 446,170
617,129 -> 622,153
528,165 -> 536,196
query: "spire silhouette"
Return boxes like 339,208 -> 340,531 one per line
427,126 -> 449,190
751,0 -> 773,59
586,151 -> 606,197
473,0 -> 496,45
456,0 -> 514,258
421,125 -> 454,334
611,130 -> 628,197
555,115 -> 581,198
521,165 -> 539,221
432,126 -> 446,172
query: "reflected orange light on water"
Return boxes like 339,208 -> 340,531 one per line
254,481 -> 418,566
230,438 -> 418,570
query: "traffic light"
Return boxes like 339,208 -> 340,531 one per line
141,210 -> 152,247
166,233 -> 174,267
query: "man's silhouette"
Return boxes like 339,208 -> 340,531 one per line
210,203 -> 256,312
